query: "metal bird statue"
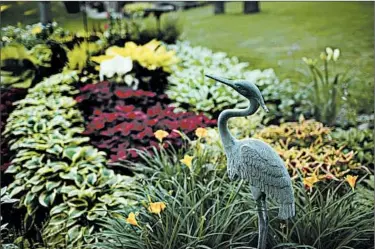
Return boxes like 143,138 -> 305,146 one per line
205,74 -> 295,249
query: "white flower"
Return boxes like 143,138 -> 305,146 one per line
326,47 -> 333,61
333,49 -> 340,61
99,56 -> 133,81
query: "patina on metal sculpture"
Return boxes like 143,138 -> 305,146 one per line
205,74 -> 295,249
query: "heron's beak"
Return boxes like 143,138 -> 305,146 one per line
205,74 -> 234,88
259,98 -> 269,113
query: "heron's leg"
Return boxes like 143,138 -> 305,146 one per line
260,194 -> 268,249
256,196 -> 266,249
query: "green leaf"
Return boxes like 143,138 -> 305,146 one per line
31,184 -> 44,193
66,225 -> 83,244
50,203 -> 68,216
60,185 -> 78,194
9,185 -> 24,197
48,213 -> 68,226
68,207 -> 87,219
38,190 -> 56,207
5,165 -> 20,174
45,181 -> 61,192
24,191 -> 36,205
86,173 -> 97,185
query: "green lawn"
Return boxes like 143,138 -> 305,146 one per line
179,2 -> 374,114
1,1 -> 374,113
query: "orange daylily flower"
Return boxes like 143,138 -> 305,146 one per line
154,130 -> 169,142
126,212 -> 138,226
148,202 -> 166,214
195,127 -> 208,138
303,174 -> 319,189
345,175 -> 358,190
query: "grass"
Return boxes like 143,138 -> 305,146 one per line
1,1 -> 373,113
178,2 -> 374,114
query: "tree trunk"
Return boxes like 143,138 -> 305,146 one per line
39,1 -> 52,24
214,2 -> 225,14
244,1 -> 260,14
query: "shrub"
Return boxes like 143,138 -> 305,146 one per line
75,82 -> 216,162
253,117 -> 370,188
3,72 -> 138,248
166,41 -> 280,119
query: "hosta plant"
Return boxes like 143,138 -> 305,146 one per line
3,72 -> 138,248
331,127 -> 374,169
91,39 -> 178,93
75,82 -> 216,162
1,42 -> 67,88
166,41 -> 280,118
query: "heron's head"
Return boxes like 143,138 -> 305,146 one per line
205,74 -> 269,112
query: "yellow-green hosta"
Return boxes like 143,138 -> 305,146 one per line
4,71 -> 139,248
91,39 -> 178,78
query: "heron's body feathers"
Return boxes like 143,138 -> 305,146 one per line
225,138 -> 295,219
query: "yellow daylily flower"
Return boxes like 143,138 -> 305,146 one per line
31,25 -> 42,35
195,127 -> 208,138
148,202 -> 166,214
180,155 -> 194,168
345,175 -> 358,190
154,130 -> 169,142
126,212 -> 138,226
303,174 -> 319,189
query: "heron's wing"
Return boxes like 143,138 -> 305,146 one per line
240,143 -> 294,204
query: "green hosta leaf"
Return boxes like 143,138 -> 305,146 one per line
15,170 -> 31,180
60,185 -> 78,194
59,168 -> 78,181
86,173 -> 97,185
67,198 -> 88,208
31,184 -> 44,193
66,225 -> 83,244
5,165 -> 20,174
46,144 -> 64,156
24,191 -> 36,205
46,181 -> 61,192
87,203 -> 107,221
38,190 -> 56,207
27,175 -> 41,185
63,146 -> 84,162
50,203 -> 69,216
48,213 -> 68,226
9,185 -> 25,197
68,207 -> 87,219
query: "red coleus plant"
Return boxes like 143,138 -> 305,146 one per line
76,82 -> 216,162
1,88 -> 28,176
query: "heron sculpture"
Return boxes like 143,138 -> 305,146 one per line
205,74 -> 295,249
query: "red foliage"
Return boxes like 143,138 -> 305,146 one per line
76,82 -> 216,162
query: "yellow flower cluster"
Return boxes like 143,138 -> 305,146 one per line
91,40 -> 178,73
125,201 -> 167,227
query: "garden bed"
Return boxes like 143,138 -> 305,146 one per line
1,14 -> 373,249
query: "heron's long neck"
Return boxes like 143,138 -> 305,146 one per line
218,98 -> 259,149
